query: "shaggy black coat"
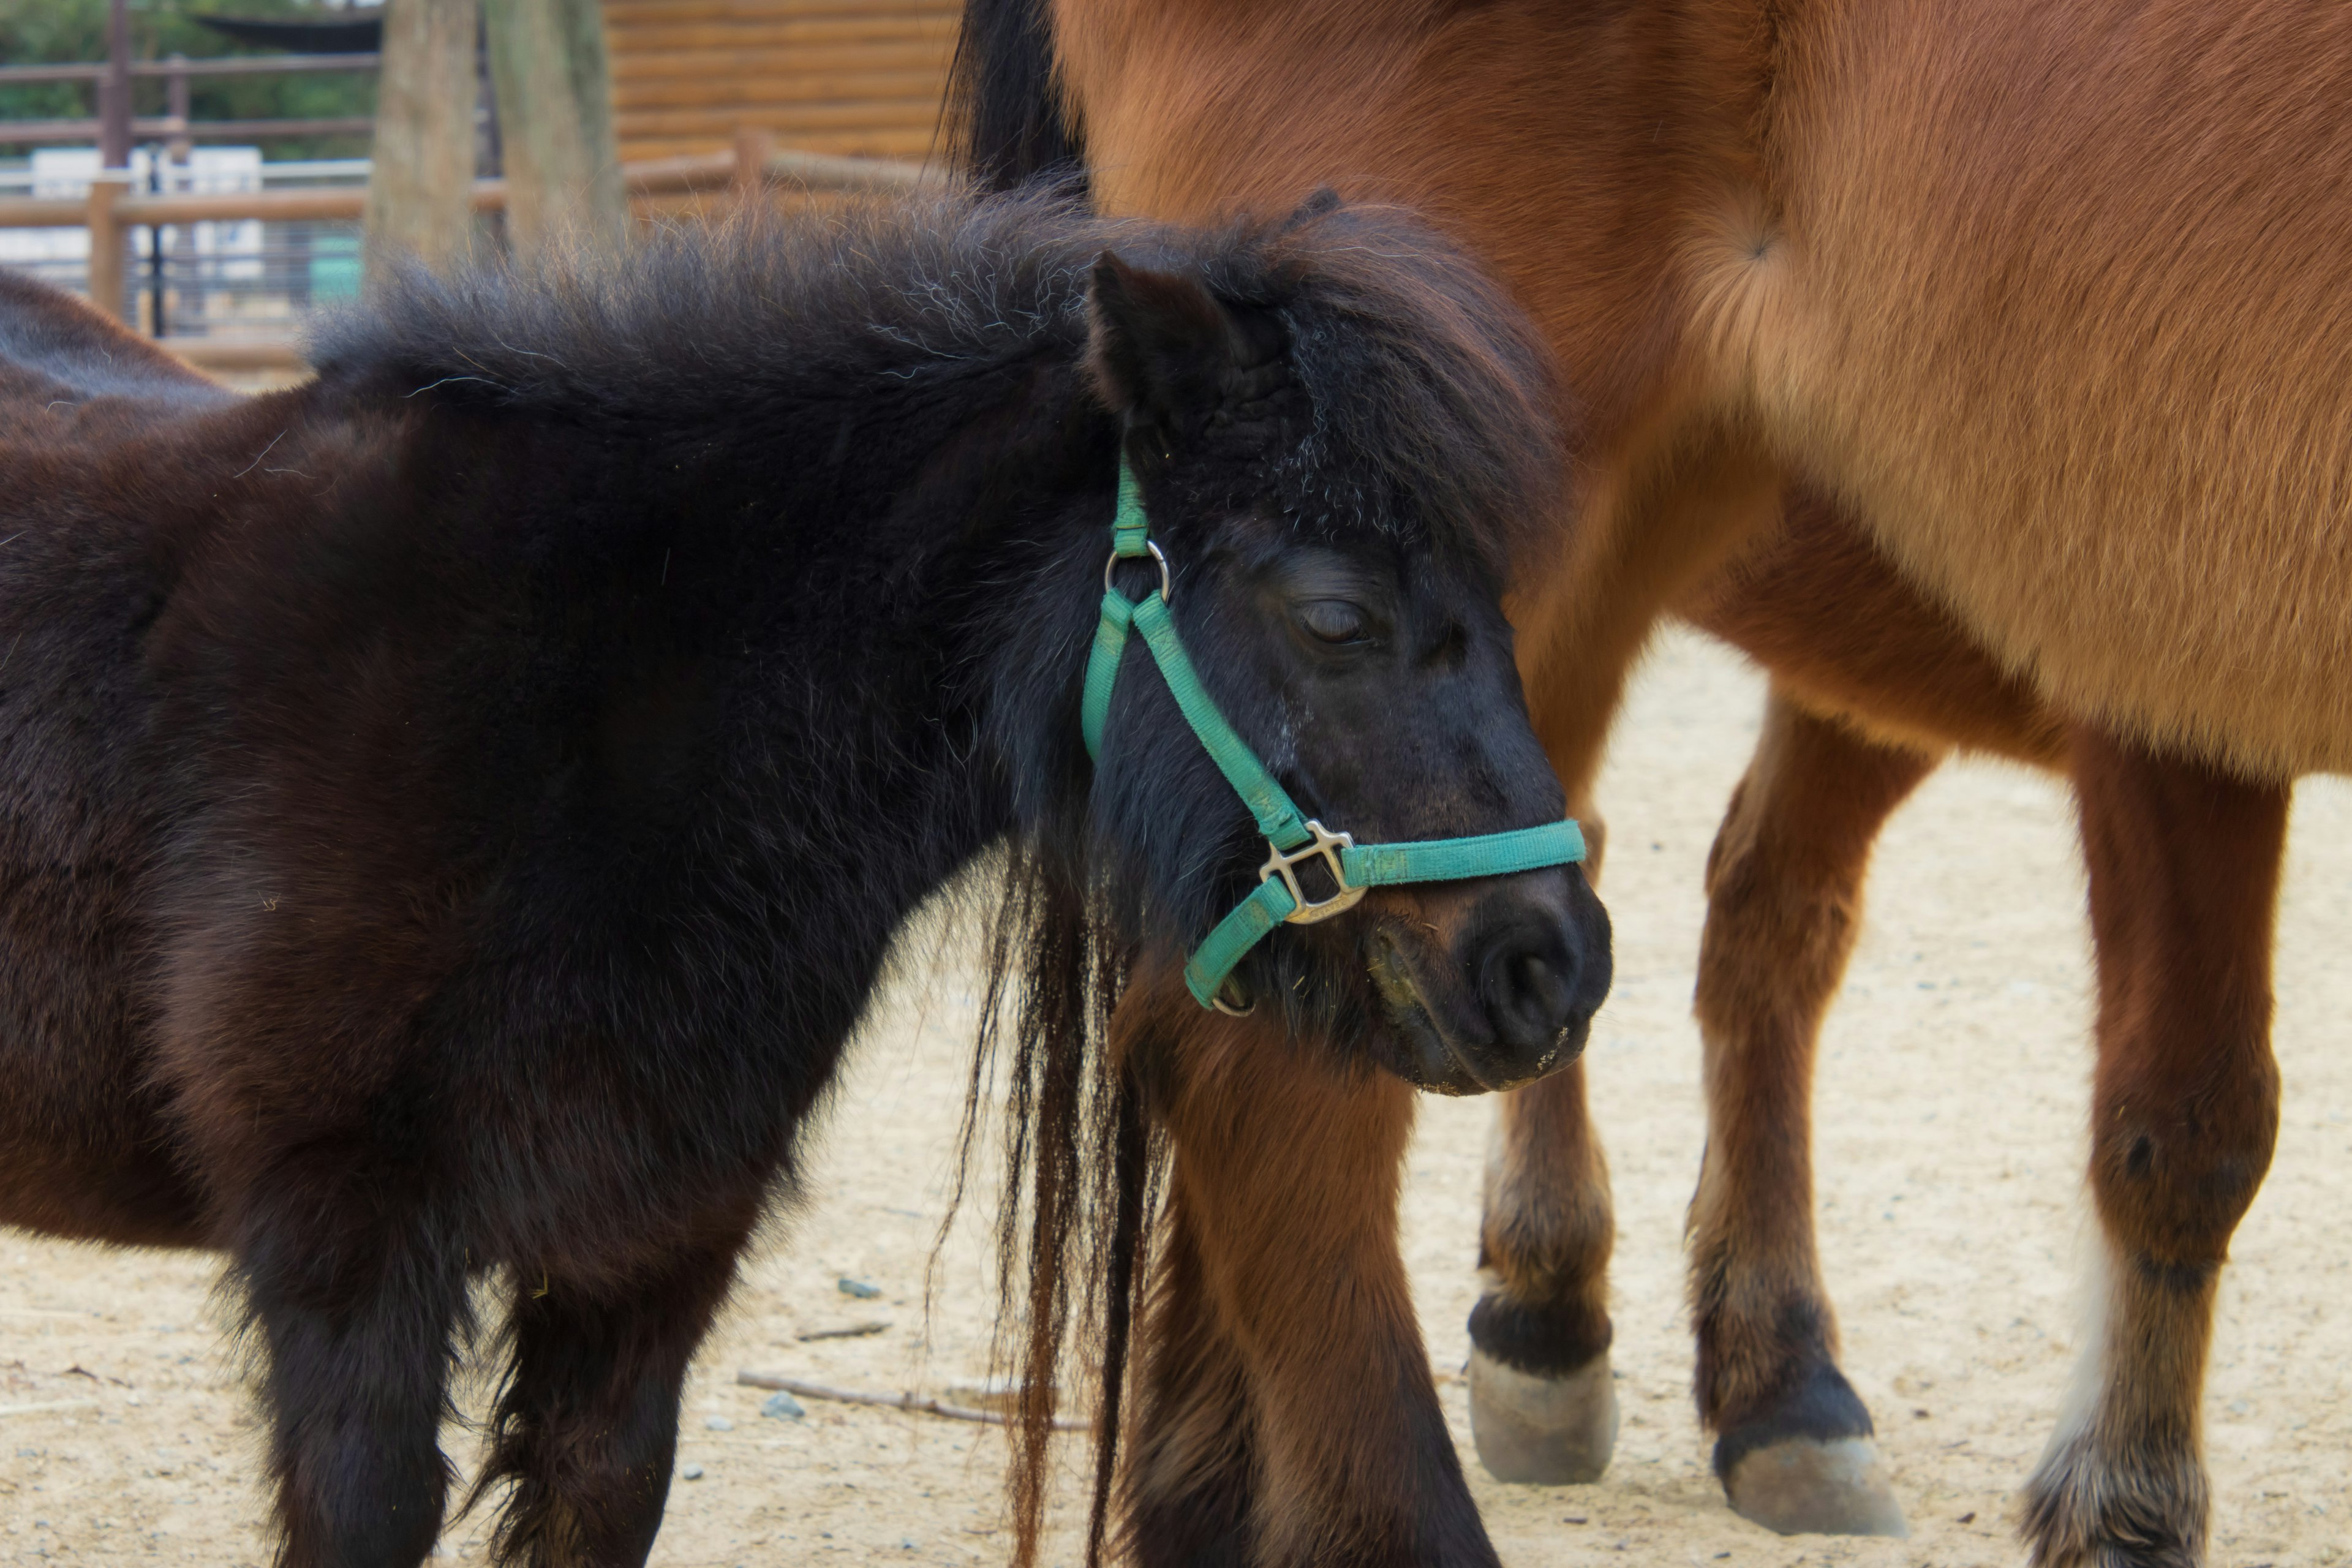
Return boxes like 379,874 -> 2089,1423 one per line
0,191 -> 1569,1567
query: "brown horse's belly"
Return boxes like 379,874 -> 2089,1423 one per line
1753,0 -> 2352,778
1678,491 -> 2064,769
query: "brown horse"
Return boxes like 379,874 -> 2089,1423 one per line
953,2 -> 2340,1564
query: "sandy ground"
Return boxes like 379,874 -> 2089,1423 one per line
7,625 -> 2352,1566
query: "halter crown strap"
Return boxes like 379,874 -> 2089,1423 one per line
1082,457 -> 1585,1009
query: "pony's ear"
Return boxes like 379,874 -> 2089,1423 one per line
1087,251 -> 1276,432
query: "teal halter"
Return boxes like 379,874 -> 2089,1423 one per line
1081,458 -> 1586,1012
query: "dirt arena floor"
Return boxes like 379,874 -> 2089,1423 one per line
7,625 -> 2350,1566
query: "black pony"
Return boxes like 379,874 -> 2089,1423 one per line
0,191 -> 1605,1566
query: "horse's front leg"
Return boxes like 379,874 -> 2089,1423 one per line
1461,770 -> 1621,1483
2021,726 -> 2286,1568
478,1236 -> 748,1567
1465,1051 -> 1621,1483
1134,997 -> 1494,1568
1688,687 -> 1934,1536
233,1175 -> 471,1568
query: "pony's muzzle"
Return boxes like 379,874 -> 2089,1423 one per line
1373,868 -> 1611,1093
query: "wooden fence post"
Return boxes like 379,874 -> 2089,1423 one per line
365,0 -> 482,280
165,56 -> 193,165
482,0 -> 625,257
98,0 -> 133,170
85,173 -> 130,323
733,125 -> 775,209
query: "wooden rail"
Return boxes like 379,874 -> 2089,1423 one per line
0,53 -> 382,85
0,146 -> 940,232
0,52 -> 386,146
1,138 -> 946,372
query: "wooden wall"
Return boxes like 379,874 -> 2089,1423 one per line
604,0 -> 962,166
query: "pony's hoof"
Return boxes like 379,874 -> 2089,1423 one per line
1468,1346 -> 1618,1483
1722,1436 -> 1908,1537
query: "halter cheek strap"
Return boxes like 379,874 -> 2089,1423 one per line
1082,458 -> 1586,1011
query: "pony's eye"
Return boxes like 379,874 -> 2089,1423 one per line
1298,599 -> 1370,645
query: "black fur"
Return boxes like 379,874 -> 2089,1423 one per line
1711,1359 -> 1879,1482
1467,1286 -> 1616,1378
0,191 -> 1586,1568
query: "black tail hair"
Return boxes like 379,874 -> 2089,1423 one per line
945,0 -> 1089,192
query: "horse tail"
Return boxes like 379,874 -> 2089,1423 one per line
944,0 -> 1088,192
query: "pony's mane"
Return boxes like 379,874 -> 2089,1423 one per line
311,192 -> 1116,424
310,190 -> 1559,569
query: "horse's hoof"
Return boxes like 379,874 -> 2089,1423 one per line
2019,1415 -> 2206,1568
1468,1346 -> 1618,1484
1721,1435 -> 1908,1537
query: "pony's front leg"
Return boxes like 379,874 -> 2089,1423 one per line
478,1239 -> 747,1568
1139,998 -> 1494,1568
2022,726 -> 2286,1568
1688,688 -> 1932,1536
235,1188 -> 470,1568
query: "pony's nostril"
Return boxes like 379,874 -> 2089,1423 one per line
1485,939 -> 1578,1049
1510,951 -> 1563,1011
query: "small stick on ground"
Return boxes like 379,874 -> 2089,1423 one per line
0,1399 -> 100,1419
794,1319 -> 891,1341
735,1370 -> 1092,1432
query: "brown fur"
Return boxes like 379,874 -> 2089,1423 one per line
1119,962 -> 1492,1568
1748,2 -> 2352,778
1686,690 -> 1935,1431
2022,729 -> 2286,1566
982,1 -> 2342,1561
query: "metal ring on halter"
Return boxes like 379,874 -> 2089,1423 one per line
1210,978 -> 1255,1018
1104,538 -> 1172,602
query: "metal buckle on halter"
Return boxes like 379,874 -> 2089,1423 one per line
1103,539 -> 1172,602
1260,819 -> 1366,924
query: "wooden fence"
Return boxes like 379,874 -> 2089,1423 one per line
0,52 -> 382,148
605,0 -> 962,165
0,131 -> 941,372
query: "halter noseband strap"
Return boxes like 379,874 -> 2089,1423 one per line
1081,458 -> 1586,1012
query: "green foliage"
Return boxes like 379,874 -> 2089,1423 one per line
0,0 -> 379,157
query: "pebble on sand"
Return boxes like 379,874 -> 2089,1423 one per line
705,1415 -> 734,1431
837,1277 -> 882,1299
680,1464 -> 704,1481
761,1390 -> 807,1421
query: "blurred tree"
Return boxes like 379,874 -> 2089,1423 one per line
0,0 -> 380,158
364,0 -> 476,277
482,0 -> 619,255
